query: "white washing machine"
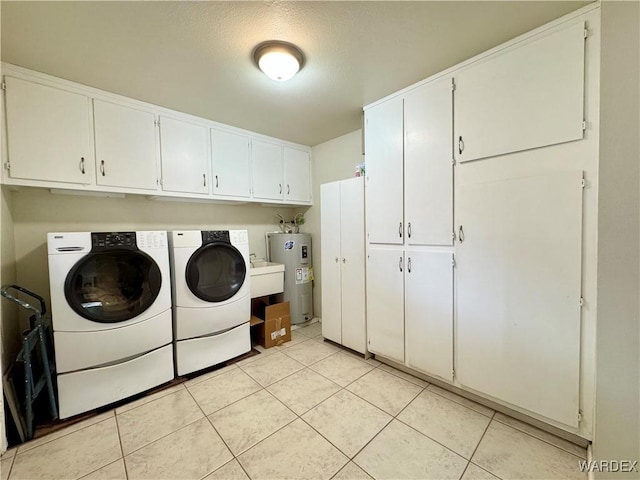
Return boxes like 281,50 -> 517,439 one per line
170,230 -> 251,375
47,231 -> 174,419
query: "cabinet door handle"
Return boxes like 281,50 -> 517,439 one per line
342,258 -> 346,264
399,256 -> 403,272
287,184 -> 290,195
399,222 -> 403,238
408,257 -> 411,273
407,222 -> 411,238
215,175 -> 219,188
458,136 -> 464,155
458,225 -> 465,243
279,183 -> 282,194
335,257 -> 339,263
203,174 -> 206,187
79,157 -> 85,174
100,160 -> 105,176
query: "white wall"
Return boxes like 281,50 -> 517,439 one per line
9,188 -> 295,330
594,1 -> 640,475
298,129 -> 363,317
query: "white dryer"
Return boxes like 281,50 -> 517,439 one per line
170,230 -> 251,375
47,231 -> 174,419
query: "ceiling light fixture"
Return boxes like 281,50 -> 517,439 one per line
253,41 -> 305,82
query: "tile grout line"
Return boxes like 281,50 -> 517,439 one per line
4,451 -> 16,480
113,412 -> 129,480
457,411 -> 498,480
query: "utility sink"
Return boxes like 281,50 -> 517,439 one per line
250,262 -> 285,298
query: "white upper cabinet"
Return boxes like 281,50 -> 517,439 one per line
454,21 -> 586,163
94,99 -> 159,191
283,147 -> 311,203
405,251 -> 453,381
159,116 -> 209,195
4,76 -> 93,184
404,77 -> 454,246
366,247 -> 405,363
365,97 -> 404,244
251,140 -> 283,201
211,129 -> 251,198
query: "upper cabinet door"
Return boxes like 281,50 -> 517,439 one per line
159,116 -> 209,195
211,129 -> 251,198
454,21 -> 586,163
364,97 -> 404,245
404,77 -> 454,246
283,147 -> 311,203
4,76 -> 93,184
251,140 -> 283,201
94,100 -> 158,190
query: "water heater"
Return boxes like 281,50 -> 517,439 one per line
267,232 -> 313,324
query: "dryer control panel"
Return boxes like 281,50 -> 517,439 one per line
202,230 -> 230,244
92,232 -> 136,250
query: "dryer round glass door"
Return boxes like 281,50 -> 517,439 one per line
186,242 -> 246,302
64,249 -> 162,323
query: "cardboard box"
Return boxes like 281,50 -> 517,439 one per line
250,299 -> 291,348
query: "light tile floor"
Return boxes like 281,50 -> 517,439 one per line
1,323 -> 588,480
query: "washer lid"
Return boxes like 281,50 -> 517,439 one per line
64,249 -> 162,323
186,242 -> 246,303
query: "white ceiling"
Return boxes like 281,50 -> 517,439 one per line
1,1 -> 590,147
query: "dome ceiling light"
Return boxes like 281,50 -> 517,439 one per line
253,41 -> 305,82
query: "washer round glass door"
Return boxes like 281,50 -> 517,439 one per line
186,242 -> 246,302
65,249 -> 162,323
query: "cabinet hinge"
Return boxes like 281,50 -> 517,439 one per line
582,120 -> 587,131
1,81 -> 6,91
452,255 -> 456,268
452,157 -> 456,166
584,28 -> 588,39
154,119 -> 160,127
452,368 -> 456,379
452,231 -> 456,243
581,178 -> 586,188
578,410 -> 583,423
157,178 -> 161,186
4,161 -> 10,171
451,78 -> 456,92
579,297 -> 584,307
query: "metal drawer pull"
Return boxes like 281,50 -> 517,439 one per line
399,222 -> 403,238
279,183 -> 282,194
408,222 -> 411,238
342,258 -> 346,264
458,225 -> 465,243
287,184 -> 290,195
100,160 -> 105,176
203,174 -> 206,187
79,157 -> 85,174
458,136 -> 464,155
408,257 -> 411,273
215,175 -> 219,188
399,256 -> 403,272
335,257 -> 339,263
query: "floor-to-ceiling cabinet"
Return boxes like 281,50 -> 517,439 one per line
365,75 -> 454,379
364,5 -> 599,439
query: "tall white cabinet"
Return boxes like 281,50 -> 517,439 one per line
365,74 -> 454,379
321,177 -> 367,355
364,6 -> 597,438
